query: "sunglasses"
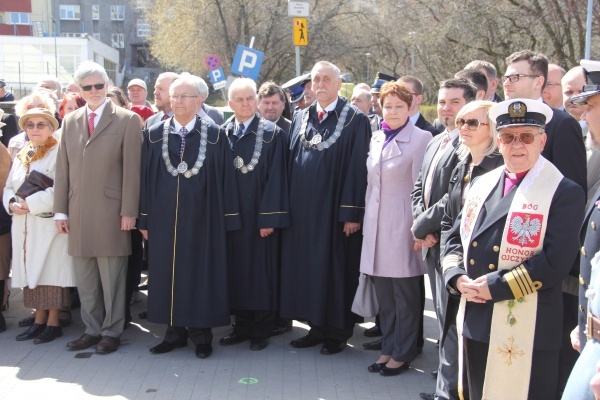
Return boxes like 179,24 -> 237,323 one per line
456,118 -> 489,131
25,122 -> 50,130
498,132 -> 539,145
80,83 -> 106,91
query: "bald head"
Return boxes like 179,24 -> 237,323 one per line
351,87 -> 372,114
542,63 -> 566,109
562,66 -> 586,120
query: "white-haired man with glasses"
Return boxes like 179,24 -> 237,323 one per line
54,60 -> 143,354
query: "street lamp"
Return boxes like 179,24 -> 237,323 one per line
365,52 -> 372,83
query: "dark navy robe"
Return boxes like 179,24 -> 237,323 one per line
222,115 -> 290,310
280,97 -> 371,330
138,117 -> 241,328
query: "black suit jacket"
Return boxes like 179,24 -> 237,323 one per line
444,176 -> 584,350
145,111 -> 165,130
415,113 -> 442,136
275,116 -> 291,135
542,107 -> 587,194
0,113 -> 18,148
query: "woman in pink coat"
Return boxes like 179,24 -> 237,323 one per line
360,81 -> 431,376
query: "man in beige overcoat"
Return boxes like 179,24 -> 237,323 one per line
54,61 -> 142,354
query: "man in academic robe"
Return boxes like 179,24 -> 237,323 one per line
139,76 -> 241,359
443,98 -> 584,400
280,61 -> 371,355
219,78 -> 289,351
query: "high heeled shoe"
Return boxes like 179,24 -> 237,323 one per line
367,362 -> 387,373
1,290 -> 9,311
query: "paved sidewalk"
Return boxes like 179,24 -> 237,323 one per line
0,280 -> 440,400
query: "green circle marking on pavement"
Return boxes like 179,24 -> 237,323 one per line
238,377 -> 259,385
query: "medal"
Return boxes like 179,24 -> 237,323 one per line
311,134 -> 322,145
177,161 -> 188,173
233,156 -> 244,169
299,104 -> 350,151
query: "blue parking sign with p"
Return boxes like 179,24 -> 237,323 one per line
231,45 -> 264,81
209,67 -> 225,84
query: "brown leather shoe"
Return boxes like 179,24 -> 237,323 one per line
67,333 -> 102,350
95,336 -> 120,354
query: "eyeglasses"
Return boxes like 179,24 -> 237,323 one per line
80,83 -> 106,91
25,122 -> 50,130
498,132 -> 539,145
456,118 -> 489,131
501,74 -> 539,83
170,94 -> 198,100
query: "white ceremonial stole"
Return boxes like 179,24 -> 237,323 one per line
456,156 -> 562,400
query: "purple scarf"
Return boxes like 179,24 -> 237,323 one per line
381,119 -> 409,148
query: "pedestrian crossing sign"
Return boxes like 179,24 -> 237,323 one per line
293,18 -> 308,46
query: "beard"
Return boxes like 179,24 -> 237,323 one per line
586,133 -> 600,152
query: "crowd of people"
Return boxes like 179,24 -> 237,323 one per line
0,49 -> 599,399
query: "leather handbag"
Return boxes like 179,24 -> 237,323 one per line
351,273 -> 379,318
15,170 -> 54,199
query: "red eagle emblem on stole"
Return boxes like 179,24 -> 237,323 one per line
508,212 -> 543,248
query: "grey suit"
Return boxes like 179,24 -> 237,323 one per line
411,131 -> 460,400
202,104 -> 224,125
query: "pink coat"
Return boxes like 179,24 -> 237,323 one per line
360,122 -> 431,278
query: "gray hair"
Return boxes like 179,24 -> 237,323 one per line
73,61 -> 109,85
170,75 -> 208,98
454,100 -> 499,160
37,75 -> 62,93
312,61 -> 341,79
15,92 -> 57,117
228,78 -> 257,101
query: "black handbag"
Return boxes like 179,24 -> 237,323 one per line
15,170 -> 54,199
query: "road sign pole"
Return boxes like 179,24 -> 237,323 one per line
295,46 -> 301,77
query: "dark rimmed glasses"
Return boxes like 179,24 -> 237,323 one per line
498,131 -> 539,145
501,74 -> 539,83
80,83 -> 106,91
456,118 -> 489,131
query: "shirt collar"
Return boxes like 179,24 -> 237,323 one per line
86,98 -> 108,118
445,128 -> 459,141
316,98 -> 338,114
171,116 -> 197,134
235,115 -> 255,135
409,112 -> 420,125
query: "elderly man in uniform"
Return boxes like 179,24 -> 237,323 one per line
140,76 -> 240,359
280,61 -> 370,355
219,78 -> 289,351
563,59 -> 600,400
54,61 -> 142,354
442,98 -> 584,400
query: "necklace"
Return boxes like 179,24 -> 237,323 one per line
162,118 -> 208,178
299,104 -> 350,151
232,118 -> 265,174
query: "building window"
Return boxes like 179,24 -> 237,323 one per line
92,5 -> 99,20
111,5 -> 125,21
59,5 -> 81,20
111,33 -> 124,49
9,12 -> 30,25
104,59 -> 117,84
137,19 -> 150,37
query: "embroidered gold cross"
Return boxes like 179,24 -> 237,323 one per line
496,336 -> 525,366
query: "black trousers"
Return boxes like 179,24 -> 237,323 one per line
464,338 -> 559,400
234,309 -> 276,338
125,229 -> 144,322
308,324 -> 353,342
165,325 -> 212,345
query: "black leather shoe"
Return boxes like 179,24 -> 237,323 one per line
95,336 -> 120,354
250,337 -> 268,351
367,362 -> 387,373
290,334 -> 323,348
195,343 -> 213,359
271,324 -> 292,336
380,362 -> 410,376
431,370 -> 438,378
362,338 -> 382,350
320,340 -> 346,355
67,333 -> 102,350
34,326 -> 63,344
219,331 -> 249,346
419,393 -> 436,400
16,323 -> 46,341
364,325 -> 383,337
0,313 -> 5,333
150,340 -> 187,354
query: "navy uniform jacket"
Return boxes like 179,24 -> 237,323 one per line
444,175 -> 584,350
578,187 -> 600,350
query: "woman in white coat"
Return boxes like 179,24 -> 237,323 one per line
360,82 -> 431,376
3,108 -> 75,344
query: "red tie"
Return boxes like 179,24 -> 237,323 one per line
88,112 -> 96,137
162,114 -> 169,121
318,110 -> 327,122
